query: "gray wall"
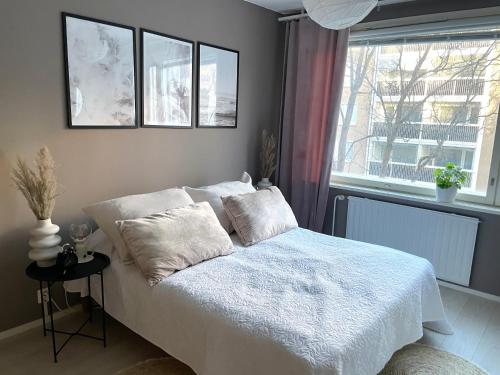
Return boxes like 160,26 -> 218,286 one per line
0,0 -> 283,331
325,187 -> 500,297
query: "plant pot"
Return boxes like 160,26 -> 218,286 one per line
28,218 -> 62,267
257,177 -> 273,190
435,186 -> 458,203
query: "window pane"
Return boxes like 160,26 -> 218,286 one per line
392,143 -> 418,164
435,148 -> 462,167
332,39 -> 500,195
464,150 -> 474,170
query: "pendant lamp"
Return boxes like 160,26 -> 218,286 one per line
302,0 -> 378,30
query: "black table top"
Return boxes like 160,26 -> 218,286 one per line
26,252 -> 110,282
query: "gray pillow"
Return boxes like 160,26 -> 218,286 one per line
116,202 -> 234,286
222,187 -> 298,246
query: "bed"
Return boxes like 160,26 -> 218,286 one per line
66,227 -> 446,375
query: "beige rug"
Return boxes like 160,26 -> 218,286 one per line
115,343 -> 488,375
380,344 -> 488,375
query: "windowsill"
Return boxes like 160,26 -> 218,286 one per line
331,182 -> 500,216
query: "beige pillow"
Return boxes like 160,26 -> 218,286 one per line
116,202 -> 234,286
183,172 -> 255,233
83,188 -> 194,263
222,187 -> 298,246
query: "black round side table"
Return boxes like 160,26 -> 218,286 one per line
26,252 -> 110,363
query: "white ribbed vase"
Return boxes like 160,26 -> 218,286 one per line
28,219 -> 62,267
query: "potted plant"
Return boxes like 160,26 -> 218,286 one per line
433,162 -> 467,203
258,129 -> 277,190
11,146 -> 62,267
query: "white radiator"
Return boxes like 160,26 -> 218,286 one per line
345,196 -> 479,286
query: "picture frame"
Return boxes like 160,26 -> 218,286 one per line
62,12 -> 138,128
141,29 -> 194,128
197,42 -> 239,128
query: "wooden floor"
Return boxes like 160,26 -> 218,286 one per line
0,310 -> 165,375
419,286 -> 500,374
1,286 -> 499,375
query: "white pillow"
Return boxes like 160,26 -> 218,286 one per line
116,202 -> 234,286
222,187 -> 298,246
83,188 -> 194,263
183,172 -> 255,233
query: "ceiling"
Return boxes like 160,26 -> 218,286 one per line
244,0 -> 303,13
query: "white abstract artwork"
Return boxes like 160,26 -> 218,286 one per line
142,30 -> 193,127
198,43 -> 239,128
63,14 -> 137,127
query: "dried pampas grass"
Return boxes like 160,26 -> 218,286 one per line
260,129 -> 277,179
11,146 -> 58,220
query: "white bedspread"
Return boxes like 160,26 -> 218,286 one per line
68,228 -> 446,375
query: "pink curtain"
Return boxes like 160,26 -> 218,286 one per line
278,19 -> 349,232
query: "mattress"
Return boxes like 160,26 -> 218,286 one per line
65,228 -> 446,375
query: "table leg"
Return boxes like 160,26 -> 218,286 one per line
100,271 -> 106,348
47,282 -> 57,363
87,275 -> 92,323
39,281 -> 46,337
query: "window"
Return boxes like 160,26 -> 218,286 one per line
332,30 -> 500,205
432,103 -> 481,125
381,103 -> 424,123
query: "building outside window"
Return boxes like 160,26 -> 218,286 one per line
332,29 -> 500,206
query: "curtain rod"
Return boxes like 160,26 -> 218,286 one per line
277,0 -> 417,22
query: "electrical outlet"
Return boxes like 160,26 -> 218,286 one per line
37,288 -> 49,304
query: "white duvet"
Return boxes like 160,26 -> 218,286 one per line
67,228 -> 446,375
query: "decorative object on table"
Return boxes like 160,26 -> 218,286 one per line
56,245 -> 78,276
197,42 -> 239,128
26,252 -> 110,363
302,0 -> 378,30
141,29 -> 194,128
69,223 -> 94,263
434,162 -> 468,203
258,129 -> 277,189
62,13 -> 138,128
11,146 -> 62,267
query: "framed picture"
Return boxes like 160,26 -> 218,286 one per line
141,29 -> 194,128
197,42 -> 239,128
62,13 -> 138,128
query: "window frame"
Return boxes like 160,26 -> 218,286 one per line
331,32 -> 500,207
